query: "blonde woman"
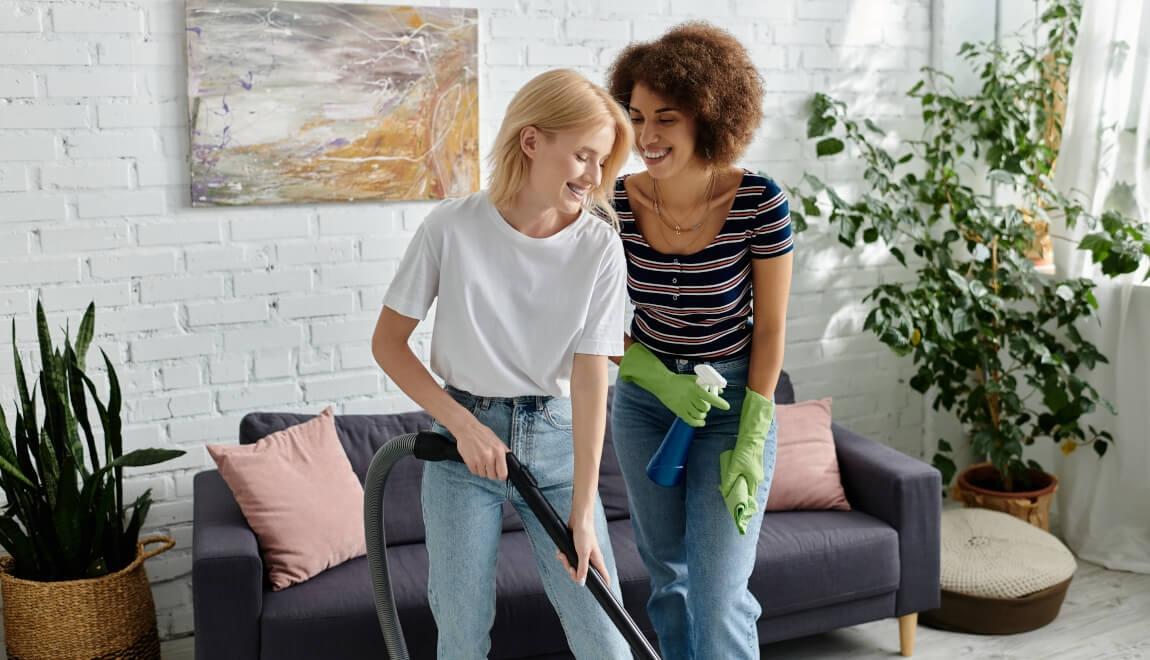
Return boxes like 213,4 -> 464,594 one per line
372,69 -> 634,659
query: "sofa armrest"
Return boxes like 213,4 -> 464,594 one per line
833,423 -> 941,616
193,470 -> 263,660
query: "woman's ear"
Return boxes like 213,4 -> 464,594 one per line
519,125 -> 539,160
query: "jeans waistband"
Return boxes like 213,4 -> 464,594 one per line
654,349 -> 751,375
445,385 -> 554,411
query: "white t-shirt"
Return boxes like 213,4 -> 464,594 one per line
383,191 -> 627,398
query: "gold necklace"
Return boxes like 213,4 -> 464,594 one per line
652,170 -> 716,235
654,210 -> 714,254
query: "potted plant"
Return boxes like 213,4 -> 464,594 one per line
0,302 -> 186,659
789,0 -> 1150,529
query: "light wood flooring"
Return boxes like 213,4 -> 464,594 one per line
160,559 -> 1150,659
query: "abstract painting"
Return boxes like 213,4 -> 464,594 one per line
185,1 -> 478,206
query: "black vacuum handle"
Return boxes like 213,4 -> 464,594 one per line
412,430 -> 465,462
412,431 -> 660,660
413,432 -> 581,564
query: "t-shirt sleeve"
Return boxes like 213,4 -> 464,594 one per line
750,178 -> 794,259
382,219 -> 440,320
576,238 -> 627,356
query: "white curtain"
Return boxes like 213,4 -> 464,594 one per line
1048,0 -> 1150,573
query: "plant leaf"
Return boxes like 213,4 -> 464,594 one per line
37,427 -> 60,512
13,321 -> 38,474
0,515 -> 37,577
817,137 -> 845,157
101,349 -> 124,529
121,490 -> 153,570
0,452 -> 35,490
66,345 -> 100,475
932,453 -> 957,486
96,448 -> 187,476
75,303 -> 95,367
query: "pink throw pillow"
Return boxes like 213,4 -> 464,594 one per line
766,398 -> 851,512
207,407 -> 366,590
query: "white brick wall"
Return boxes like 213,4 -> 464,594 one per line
0,0 -> 939,643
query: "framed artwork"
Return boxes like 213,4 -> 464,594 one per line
185,1 -> 478,206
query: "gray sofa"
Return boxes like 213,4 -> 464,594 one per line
193,373 -> 941,659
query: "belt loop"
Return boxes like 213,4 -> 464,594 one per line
477,396 -> 491,411
534,396 -> 545,412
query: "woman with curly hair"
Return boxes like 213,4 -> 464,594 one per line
605,22 -> 794,658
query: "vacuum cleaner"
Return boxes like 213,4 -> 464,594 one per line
365,430 -> 661,660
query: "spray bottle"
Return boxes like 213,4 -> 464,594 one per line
646,363 -> 727,487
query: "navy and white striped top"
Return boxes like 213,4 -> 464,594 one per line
614,170 -> 793,359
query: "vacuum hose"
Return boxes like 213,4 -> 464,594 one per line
365,431 -> 660,660
364,431 -> 419,660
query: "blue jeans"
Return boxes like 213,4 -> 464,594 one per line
422,386 -> 631,660
611,352 -> 778,660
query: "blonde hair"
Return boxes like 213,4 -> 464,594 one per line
487,69 -> 633,228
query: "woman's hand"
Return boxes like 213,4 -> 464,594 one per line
447,413 -> 511,481
618,342 -> 729,426
374,307 -> 511,481
556,516 -> 610,587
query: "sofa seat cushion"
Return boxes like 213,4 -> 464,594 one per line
260,519 -> 653,660
754,510 -> 900,617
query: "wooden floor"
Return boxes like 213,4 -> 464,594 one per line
161,559 -> 1150,659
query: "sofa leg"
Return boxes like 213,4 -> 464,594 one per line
898,613 -> 917,657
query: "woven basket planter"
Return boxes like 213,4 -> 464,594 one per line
0,535 -> 174,660
952,462 -> 1058,531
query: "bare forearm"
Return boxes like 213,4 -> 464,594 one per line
570,354 -> 609,523
374,340 -> 472,431
747,254 -> 792,400
747,326 -> 785,400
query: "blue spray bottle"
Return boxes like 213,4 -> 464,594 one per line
646,364 -> 727,487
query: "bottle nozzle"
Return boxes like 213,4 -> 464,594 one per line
693,364 -> 727,393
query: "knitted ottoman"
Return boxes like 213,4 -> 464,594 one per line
921,508 -> 1076,634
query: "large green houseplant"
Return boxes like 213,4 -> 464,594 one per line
0,301 -> 185,658
790,0 -> 1150,497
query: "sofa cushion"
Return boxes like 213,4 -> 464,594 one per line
208,408 -> 366,591
259,518 -> 653,660
241,410 -> 435,547
767,398 -> 851,512
754,510 -> 900,617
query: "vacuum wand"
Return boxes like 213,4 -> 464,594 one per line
368,431 -> 660,660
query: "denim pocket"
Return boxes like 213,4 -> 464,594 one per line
541,398 -> 573,430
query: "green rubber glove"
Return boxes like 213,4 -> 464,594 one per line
718,388 -> 775,534
617,343 -> 730,427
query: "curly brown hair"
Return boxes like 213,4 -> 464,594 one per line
606,21 -> 764,167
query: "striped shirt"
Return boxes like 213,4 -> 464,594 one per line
614,170 -> 793,359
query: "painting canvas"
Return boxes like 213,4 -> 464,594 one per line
185,1 -> 478,206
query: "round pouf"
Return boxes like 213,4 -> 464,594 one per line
921,507 -> 1077,635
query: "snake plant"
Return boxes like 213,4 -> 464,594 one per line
0,301 -> 185,581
